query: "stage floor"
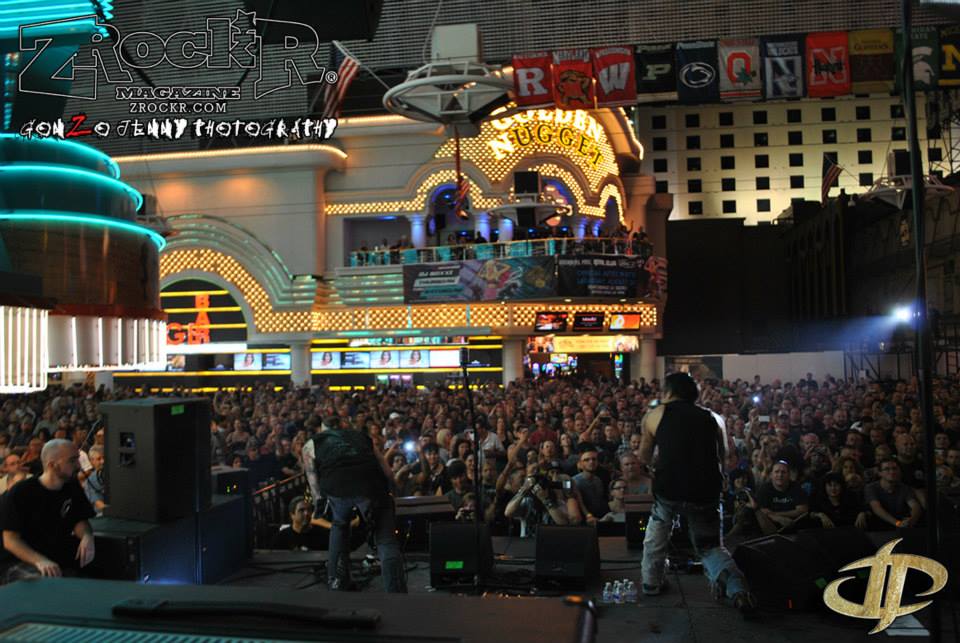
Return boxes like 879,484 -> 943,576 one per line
219,536 -> 957,642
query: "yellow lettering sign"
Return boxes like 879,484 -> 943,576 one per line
943,44 -> 960,72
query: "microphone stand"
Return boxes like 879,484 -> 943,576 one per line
460,347 -> 484,594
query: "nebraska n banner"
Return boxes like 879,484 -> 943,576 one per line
718,38 -> 761,100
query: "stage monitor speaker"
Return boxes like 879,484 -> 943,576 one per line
514,171 -> 541,196
429,522 -> 493,587
516,206 -> 537,230
733,534 -> 835,610
535,525 -> 600,589
624,494 -> 654,549
100,398 -> 212,523
87,514 -> 198,584
242,0 -> 383,43
395,497 -> 455,551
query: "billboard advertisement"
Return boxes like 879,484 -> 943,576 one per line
403,257 -> 556,303
557,255 -> 649,299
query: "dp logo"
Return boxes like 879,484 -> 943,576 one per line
823,538 -> 948,634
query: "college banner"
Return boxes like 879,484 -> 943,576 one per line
807,31 -> 851,97
939,25 -> 960,87
512,52 -> 553,107
634,43 -> 677,102
896,26 -> 939,92
675,40 -> 720,104
402,257 -> 556,303
591,46 -> 637,107
849,29 -> 895,93
761,35 -> 804,99
557,255 -> 649,299
718,38 -> 761,100
551,49 -> 595,110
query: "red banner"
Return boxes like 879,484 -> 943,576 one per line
512,52 -> 553,107
551,49 -> 595,110
806,31 -> 851,97
591,46 -> 636,107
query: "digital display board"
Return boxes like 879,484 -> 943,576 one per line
534,311 -> 569,332
572,312 -> 605,331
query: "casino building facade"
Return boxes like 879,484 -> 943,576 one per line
113,107 -> 667,391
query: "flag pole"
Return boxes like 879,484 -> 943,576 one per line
900,2 -> 940,641
332,40 -> 393,91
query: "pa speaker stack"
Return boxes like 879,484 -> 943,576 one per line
96,398 -> 250,584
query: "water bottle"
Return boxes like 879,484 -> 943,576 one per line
625,580 -> 638,603
601,582 -> 613,604
612,580 -> 623,604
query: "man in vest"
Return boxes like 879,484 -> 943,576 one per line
311,421 -> 406,592
637,372 -> 757,617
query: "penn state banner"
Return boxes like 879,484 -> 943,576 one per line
551,49 -> 596,110
675,40 -> 719,104
634,43 -> 678,102
718,38 -> 761,100
896,26 -> 939,92
806,31 -> 851,97
941,25 -> 960,87
591,46 -> 637,107
849,29 -> 895,94
512,52 -> 553,107
761,35 -> 804,99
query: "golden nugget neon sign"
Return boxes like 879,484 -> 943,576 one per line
487,109 -> 605,167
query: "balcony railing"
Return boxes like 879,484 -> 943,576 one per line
348,236 -> 654,267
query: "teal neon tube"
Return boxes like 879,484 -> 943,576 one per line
0,133 -> 120,179
0,210 -> 166,250
0,164 -> 141,210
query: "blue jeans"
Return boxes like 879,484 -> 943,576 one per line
640,495 -> 748,599
327,494 -> 406,593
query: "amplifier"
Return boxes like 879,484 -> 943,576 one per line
625,494 -> 654,549
395,496 -> 455,551
87,514 -> 198,584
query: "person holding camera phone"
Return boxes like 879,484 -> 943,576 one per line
505,460 -> 581,535
637,372 -> 757,617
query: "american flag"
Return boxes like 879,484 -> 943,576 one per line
821,155 -> 843,205
454,175 -> 470,220
321,41 -> 360,121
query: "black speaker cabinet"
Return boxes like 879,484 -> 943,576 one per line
514,171 -> 541,196
100,398 -> 211,523
199,495 -> 251,584
625,494 -> 654,549
243,0 -> 383,43
733,534 -> 835,610
395,497 -> 455,551
516,206 -> 537,230
429,522 -> 493,587
535,525 -> 600,589
87,515 -> 198,584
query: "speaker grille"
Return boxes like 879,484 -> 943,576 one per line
0,623 -> 293,643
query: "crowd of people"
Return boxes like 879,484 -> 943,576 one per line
1,372 -> 957,547
350,225 -> 655,266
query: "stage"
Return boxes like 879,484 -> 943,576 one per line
217,536 -> 956,642
0,536 -> 955,641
